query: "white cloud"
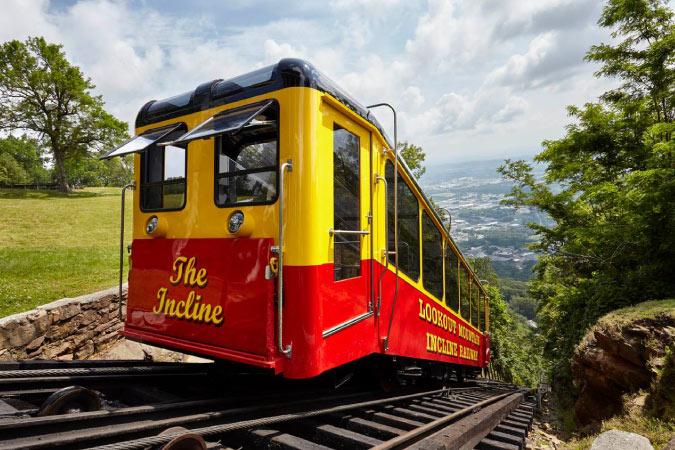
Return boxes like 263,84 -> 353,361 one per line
0,0 -> 616,163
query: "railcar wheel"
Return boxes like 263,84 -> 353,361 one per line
36,386 -> 101,416
158,427 -> 206,450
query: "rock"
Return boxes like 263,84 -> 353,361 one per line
43,342 -> 72,359
75,340 -> 94,359
589,430 -> 653,450
31,310 -> 51,334
55,303 -> 81,322
25,335 -> 45,352
7,321 -> 39,348
661,437 -> 675,450
594,330 -> 618,354
56,353 -> 73,361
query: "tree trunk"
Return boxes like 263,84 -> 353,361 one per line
53,151 -> 70,193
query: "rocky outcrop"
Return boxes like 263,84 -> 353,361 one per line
590,430 -> 654,450
0,285 -> 127,361
571,300 -> 675,432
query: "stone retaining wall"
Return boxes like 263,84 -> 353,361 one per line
0,285 -> 127,361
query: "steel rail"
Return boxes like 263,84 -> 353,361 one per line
91,387 -> 513,450
0,364 -> 210,379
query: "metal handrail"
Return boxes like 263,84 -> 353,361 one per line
273,160 -> 293,358
367,103 -> 398,352
375,173 -> 388,317
329,229 -> 370,235
118,182 -> 135,321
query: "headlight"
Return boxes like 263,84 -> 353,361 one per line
146,216 -> 158,234
228,211 -> 244,233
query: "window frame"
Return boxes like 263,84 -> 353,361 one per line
139,123 -> 188,213
444,241 -> 460,313
421,209 -> 444,301
385,160 -> 421,282
332,123 -> 362,282
212,100 -> 280,208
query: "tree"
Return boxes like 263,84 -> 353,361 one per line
0,135 -> 50,184
0,37 -> 128,192
498,0 -> 675,383
397,140 -> 451,225
398,141 -> 426,178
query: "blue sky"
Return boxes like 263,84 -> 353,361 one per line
2,0 -> 617,163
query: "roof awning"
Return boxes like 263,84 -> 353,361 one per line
99,123 -> 182,160
160,99 -> 275,147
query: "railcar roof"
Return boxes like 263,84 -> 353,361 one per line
135,58 -> 392,148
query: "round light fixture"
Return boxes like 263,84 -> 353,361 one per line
146,216 -> 158,235
228,211 -> 245,234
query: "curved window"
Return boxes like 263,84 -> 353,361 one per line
140,124 -> 187,212
422,211 -> 443,300
444,243 -> 460,312
214,101 -> 279,206
386,161 -> 420,281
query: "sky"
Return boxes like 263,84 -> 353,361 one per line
1,0 -> 618,163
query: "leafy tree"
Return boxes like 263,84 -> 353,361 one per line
398,141 -> 426,178
0,37 -> 128,192
0,153 -> 29,185
472,258 -> 546,386
0,135 -> 50,184
498,0 -> 675,383
397,140 -> 451,225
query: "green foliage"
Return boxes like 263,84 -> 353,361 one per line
0,135 -> 50,184
0,37 -> 128,192
0,153 -> 29,185
398,141 -> 426,179
472,258 -> 546,386
498,0 -> 675,384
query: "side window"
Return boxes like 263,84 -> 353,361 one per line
215,101 -> 279,206
444,243 -> 460,312
479,292 -> 486,332
422,211 -> 443,300
460,266 -> 471,320
386,161 -> 420,281
140,125 -> 187,211
333,125 -> 361,281
471,280 -> 479,328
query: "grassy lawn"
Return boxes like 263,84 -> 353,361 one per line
0,187 -> 132,317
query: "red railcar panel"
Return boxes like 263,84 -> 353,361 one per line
123,238 -> 276,366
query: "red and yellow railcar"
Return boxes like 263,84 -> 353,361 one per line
103,59 -> 490,380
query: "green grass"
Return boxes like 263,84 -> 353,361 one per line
0,188 -> 132,317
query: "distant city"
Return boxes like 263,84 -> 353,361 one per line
421,158 -> 549,281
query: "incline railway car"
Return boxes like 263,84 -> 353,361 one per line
102,58 -> 490,381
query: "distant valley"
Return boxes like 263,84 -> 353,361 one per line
421,157 -> 548,282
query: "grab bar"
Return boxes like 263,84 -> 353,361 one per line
118,182 -> 135,321
273,160 -> 293,359
329,229 -> 370,235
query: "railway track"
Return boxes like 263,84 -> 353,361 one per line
0,360 -> 535,450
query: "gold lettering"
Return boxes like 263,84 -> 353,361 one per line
154,288 -> 167,314
169,257 -> 188,285
196,268 -> 208,288
164,298 -> 176,316
419,299 -> 425,319
211,306 -> 224,325
175,300 -> 185,319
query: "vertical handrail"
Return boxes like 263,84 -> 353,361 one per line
274,159 -> 293,358
118,182 -> 135,321
366,103 -> 397,351
374,174 -> 388,316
